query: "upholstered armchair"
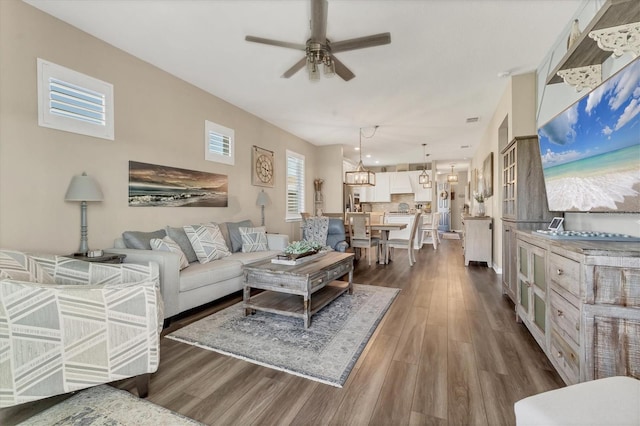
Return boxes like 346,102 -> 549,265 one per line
0,250 -> 163,408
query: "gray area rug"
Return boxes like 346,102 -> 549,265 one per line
20,385 -> 202,425
167,283 -> 399,387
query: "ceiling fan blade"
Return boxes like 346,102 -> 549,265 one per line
330,32 -> 391,53
331,56 -> 355,81
245,35 -> 305,51
310,0 -> 327,42
282,57 -> 308,78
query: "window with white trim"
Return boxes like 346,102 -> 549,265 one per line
286,150 -> 305,221
37,58 -> 114,140
205,120 -> 234,165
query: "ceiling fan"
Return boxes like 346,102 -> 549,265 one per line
245,0 -> 391,81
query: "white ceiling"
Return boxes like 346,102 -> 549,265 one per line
25,0 -> 581,171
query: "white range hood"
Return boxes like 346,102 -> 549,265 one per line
390,172 -> 413,194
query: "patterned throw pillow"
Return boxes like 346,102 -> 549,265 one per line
239,226 -> 268,253
0,250 -> 55,284
150,236 -> 189,270
183,223 -> 231,264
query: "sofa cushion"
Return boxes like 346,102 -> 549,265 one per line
122,229 -> 166,250
184,223 -> 231,264
215,222 -> 232,252
165,226 -> 198,264
240,226 -> 268,252
179,258 -> 243,292
226,220 -> 253,252
150,236 -> 189,270
0,250 -> 55,284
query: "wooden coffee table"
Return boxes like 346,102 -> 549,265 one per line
243,251 -> 354,328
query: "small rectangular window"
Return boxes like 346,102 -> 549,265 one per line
286,150 -> 305,221
37,58 -> 114,140
205,120 -> 234,165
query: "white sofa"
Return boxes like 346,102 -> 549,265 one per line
106,222 -> 288,320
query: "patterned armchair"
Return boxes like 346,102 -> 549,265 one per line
302,216 -> 348,252
0,250 -> 163,408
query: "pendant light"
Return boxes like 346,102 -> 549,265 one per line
419,143 -> 432,188
345,127 -> 377,187
447,164 -> 458,184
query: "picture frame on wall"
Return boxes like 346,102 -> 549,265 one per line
483,153 -> 494,198
472,168 -> 479,194
128,161 -> 228,207
252,146 -> 274,187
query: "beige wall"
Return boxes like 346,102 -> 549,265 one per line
469,72 -> 537,271
0,0 -> 317,253
315,145 -> 344,214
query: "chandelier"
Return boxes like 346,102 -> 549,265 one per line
307,42 -> 335,81
447,164 -> 458,184
345,127 -> 378,186
419,143 -> 432,188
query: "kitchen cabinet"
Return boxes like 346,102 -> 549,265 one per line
516,231 -> 640,385
461,215 -> 492,267
501,136 -> 555,303
408,171 -> 432,202
359,172 -> 390,203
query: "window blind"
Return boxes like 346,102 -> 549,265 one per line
286,150 -> 305,221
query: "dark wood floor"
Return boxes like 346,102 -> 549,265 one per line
1,239 -> 564,425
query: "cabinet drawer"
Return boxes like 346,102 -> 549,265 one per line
593,266 -> 640,307
326,261 -> 352,282
550,328 -> 580,384
549,290 -> 580,347
548,253 -> 580,298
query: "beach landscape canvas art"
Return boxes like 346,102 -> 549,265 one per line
129,161 -> 228,207
538,58 -> 640,212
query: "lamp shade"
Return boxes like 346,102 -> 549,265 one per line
65,172 -> 103,202
256,190 -> 270,206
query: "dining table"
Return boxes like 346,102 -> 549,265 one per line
369,223 -> 407,264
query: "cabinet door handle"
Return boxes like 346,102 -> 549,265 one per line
557,268 -> 563,276
557,309 -> 563,317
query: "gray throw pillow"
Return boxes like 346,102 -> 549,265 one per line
166,226 -> 198,263
122,229 -> 166,250
225,220 -> 253,252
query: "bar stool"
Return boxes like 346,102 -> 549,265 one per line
420,212 -> 440,250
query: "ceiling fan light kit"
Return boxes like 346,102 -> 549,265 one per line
246,0 -> 390,82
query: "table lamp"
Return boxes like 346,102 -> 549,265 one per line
65,172 -> 103,255
256,189 -> 270,227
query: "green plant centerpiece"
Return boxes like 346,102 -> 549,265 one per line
283,240 -> 324,259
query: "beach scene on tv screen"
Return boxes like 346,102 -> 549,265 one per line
538,58 -> 640,212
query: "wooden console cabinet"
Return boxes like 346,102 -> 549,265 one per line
501,136 -> 555,302
516,231 -> 640,385
462,215 -> 492,266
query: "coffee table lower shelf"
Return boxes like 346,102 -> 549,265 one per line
244,280 -> 349,326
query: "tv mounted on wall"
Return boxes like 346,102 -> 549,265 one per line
537,58 -> 640,213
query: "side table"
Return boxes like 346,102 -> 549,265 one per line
66,253 -> 126,264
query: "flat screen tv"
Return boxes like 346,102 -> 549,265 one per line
537,58 -> 640,213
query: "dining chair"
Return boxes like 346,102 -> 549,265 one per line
379,212 -> 422,266
420,212 -> 441,250
346,212 -> 380,266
